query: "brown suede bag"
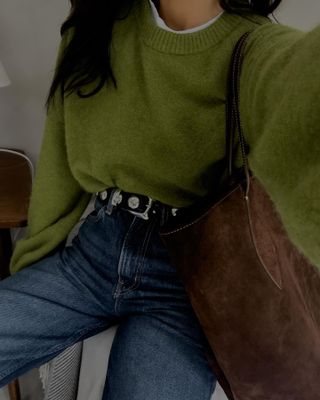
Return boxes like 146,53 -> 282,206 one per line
158,31 -> 320,400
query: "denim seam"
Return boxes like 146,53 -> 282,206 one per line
114,217 -> 143,296
112,216 -> 139,299
115,217 -> 156,295
123,217 -> 155,290
87,206 -> 105,223
0,321 -> 107,380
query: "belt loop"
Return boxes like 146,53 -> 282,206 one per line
165,206 -> 171,225
159,205 -> 167,227
105,188 -> 117,215
106,188 -> 124,215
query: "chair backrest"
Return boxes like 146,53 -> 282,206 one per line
0,148 -> 33,228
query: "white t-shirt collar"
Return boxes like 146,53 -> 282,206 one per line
148,0 -> 225,34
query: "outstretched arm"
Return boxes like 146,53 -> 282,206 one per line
239,21 -> 320,269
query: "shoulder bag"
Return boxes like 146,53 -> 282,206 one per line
158,30 -> 320,400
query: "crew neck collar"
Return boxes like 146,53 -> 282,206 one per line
134,0 -> 272,55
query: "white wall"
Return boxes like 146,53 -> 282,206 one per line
0,0 -> 69,166
274,0 -> 320,30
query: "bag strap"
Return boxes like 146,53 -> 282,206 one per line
225,29 -> 256,197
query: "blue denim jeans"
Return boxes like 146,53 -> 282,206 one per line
0,191 -> 217,399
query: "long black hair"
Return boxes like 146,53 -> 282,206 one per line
45,0 -> 283,112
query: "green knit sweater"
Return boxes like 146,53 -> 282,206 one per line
10,0 -> 320,274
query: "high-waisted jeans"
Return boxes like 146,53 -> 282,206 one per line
0,191 -> 217,399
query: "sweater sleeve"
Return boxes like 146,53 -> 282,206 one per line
239,22 -> 320,269
9,30 -> 92,275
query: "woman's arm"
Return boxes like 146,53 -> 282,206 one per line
239,22 -> 320,269
10,31 -> 92,275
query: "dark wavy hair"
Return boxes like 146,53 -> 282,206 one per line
45,0 -> 283,112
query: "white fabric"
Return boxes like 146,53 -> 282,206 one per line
40,343 -> 83,400
148,0 -> 224,34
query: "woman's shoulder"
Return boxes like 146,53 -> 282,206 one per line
243,15 -> 306,52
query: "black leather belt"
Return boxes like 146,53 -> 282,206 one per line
96,188 -> 179,220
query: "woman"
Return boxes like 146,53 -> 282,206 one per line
1,0 -> 319,398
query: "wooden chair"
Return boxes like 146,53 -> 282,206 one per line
0,148 -> 33,400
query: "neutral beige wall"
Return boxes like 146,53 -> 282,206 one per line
273,0 -> 320,30
1,0 -> 320,168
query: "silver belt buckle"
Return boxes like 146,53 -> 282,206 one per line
127,197 -> 153,220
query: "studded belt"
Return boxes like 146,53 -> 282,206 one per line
95,188 -> 179,220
